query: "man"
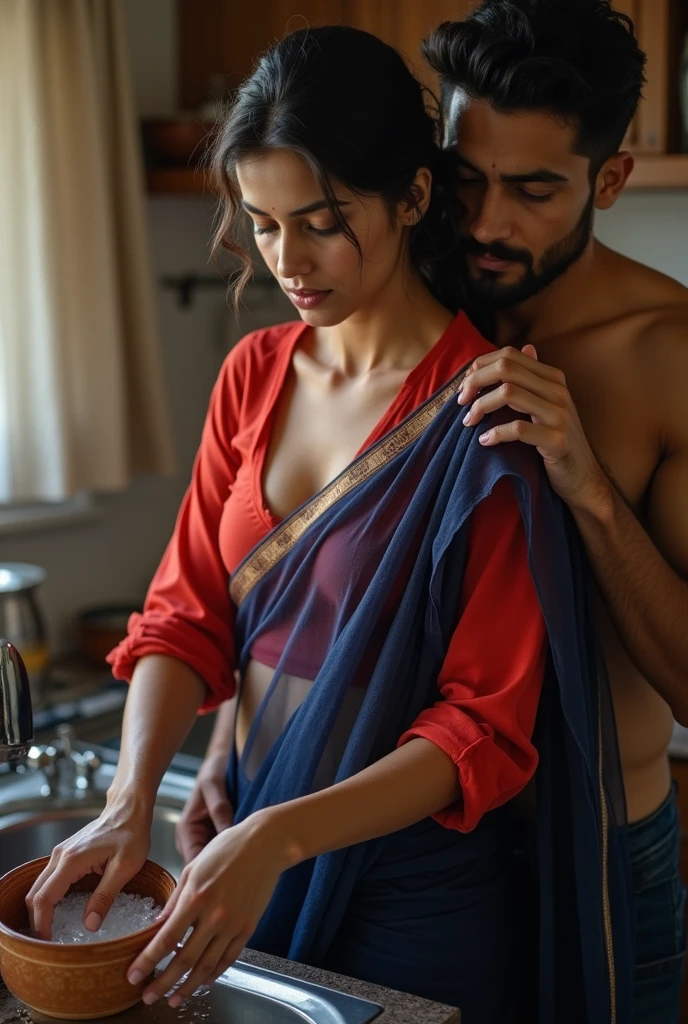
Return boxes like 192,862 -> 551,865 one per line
423,0 -> 688,1020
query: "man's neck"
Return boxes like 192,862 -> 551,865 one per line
492,239 -> 610,349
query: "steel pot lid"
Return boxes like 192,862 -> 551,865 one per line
0,563 -> 47,594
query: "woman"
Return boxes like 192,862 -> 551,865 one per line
27,26 -> 633,1023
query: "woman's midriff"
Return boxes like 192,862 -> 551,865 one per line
235,660 -> 282,760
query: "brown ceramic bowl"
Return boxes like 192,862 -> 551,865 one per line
0,857 -> 176,1019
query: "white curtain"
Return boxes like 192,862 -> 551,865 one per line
0,0 -> 175,502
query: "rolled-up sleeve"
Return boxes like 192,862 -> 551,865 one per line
107,351 -> 244,712
397,476 -> 547,832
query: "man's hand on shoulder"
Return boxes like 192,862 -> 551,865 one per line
457,345 -> 612,516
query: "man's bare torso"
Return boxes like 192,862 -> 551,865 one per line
501,244 -> 688,821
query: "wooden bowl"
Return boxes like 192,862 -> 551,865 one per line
0,857 -> 176,1019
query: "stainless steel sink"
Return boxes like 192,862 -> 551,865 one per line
0,757 -> 383,1024
0,757 -> 189,878
0,800 -> 184,879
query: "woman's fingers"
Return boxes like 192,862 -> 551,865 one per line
128,897 -> 199,1000
26,852 -> 92,939
201,934 -> 249,990
83,855 -> 143,932
201,776 -> 234,834
166,934 -> 229,1007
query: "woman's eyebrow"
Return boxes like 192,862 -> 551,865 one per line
241,200 -> 351,217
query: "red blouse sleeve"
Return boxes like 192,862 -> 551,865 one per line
397,476 -> 547,832
107,348 -> 246,713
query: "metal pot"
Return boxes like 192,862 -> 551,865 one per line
0,563 -> 48,708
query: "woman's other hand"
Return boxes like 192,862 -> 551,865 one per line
175,750 -> 234,864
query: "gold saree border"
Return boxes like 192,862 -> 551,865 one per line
229,363 -> 470,607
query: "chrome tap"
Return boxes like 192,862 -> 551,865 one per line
26,723 -> 102,797
0,638 -> 34,763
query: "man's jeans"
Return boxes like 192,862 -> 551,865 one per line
630,783 -> 686,1024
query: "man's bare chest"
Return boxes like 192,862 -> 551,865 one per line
530,334 -> 657,509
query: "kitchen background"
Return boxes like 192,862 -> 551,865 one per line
1,0 -> 687,663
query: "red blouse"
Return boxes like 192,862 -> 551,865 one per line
109,313 -> 547,832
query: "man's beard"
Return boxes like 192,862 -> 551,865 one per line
460,193 -> 595,310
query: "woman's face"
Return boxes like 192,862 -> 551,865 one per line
236,149 -> 411,326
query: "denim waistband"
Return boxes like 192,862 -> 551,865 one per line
627,782 -> 678,851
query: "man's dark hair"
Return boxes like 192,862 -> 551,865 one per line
423,0 -> 646,171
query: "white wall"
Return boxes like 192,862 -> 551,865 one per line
595,189 -> 688,287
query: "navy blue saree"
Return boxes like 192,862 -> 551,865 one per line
226,363 -> 634,1023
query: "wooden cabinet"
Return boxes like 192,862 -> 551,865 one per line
338,1 -> 477,86
613,0 -> 688,186
178,0 -> 476,109
159,0 -> 688,192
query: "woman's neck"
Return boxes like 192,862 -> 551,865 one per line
313,270 -> 453,378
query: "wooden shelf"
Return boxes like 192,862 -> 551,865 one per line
628,154 -> 688,189
145,167 -> 208,195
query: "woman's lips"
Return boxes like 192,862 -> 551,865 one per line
286,288 -> 332,309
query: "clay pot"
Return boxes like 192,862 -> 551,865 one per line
0,857 -> 176,1019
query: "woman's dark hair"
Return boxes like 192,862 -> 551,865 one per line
423,0 -> 646,175
209,25 -> 464,311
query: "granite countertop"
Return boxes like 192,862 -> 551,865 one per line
0,948 -> 460,1024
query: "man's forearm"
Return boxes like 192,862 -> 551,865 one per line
572,483 -> 688,721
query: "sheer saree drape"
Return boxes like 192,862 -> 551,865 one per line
227,371 -> 634,1023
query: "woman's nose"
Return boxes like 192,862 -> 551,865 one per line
277,233 -> 314,280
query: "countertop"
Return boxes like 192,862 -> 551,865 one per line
0,948 -> 460,1024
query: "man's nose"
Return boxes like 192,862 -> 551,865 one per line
468,188 -> 512,246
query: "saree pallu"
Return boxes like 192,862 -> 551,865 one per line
227,366 -> 634,1023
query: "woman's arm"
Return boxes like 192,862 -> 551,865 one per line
27,655 -> 206,939
107,655 -> 208,817
256,737 -> 457,864
128,480 -> 546,1004
175,698 -> 238,863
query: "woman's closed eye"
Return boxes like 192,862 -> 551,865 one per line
252,222 -> 342,237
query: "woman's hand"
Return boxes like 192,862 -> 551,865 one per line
26,800 -> 152,940
127,811 -> 296,1007
175,750 -> 234,864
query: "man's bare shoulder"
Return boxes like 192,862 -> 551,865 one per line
602,245 -> 688,312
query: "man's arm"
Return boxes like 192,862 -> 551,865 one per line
457,341 -> 688,723
572,452 -> 688,722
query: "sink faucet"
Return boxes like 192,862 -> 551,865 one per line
0,638 -> 34,763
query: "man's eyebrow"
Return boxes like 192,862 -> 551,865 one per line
456,156 -> 569,185
501,168 -> 569,184
241,200 -> 351,217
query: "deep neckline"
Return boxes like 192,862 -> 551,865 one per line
252,313 -> 469,529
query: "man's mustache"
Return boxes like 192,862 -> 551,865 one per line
460,237 -> 533,267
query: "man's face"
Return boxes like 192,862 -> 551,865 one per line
447,93 -> 597,308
